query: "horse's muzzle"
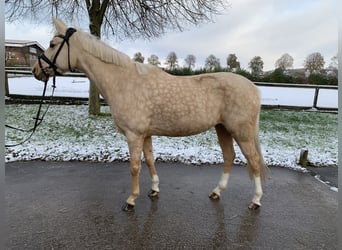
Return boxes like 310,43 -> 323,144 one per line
32,64 -> 49,82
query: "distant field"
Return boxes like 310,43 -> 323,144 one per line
5,104 -> 338,170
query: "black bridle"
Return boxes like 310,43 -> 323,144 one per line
5,27 -> 77,148
38,27 -> 77,78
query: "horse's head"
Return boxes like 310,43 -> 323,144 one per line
32,18 -> 78,82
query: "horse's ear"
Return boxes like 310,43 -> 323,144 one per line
52,18 -> 67,34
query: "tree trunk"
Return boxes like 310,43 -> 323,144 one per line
88,82 -> 101,115
87,1 -> 105,115
87,17 -> 101,115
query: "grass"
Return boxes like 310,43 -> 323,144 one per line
5,104 -> 338,168
259,110 -> 337,148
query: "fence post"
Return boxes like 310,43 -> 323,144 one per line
5,72 -> 9,96
299,149 -> 309,167
312,87 -> 319,109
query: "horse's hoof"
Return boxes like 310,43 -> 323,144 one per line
248,202 -> 260,210
148,189 -> 159,200
209,192 -> 220,200
122,202 -> 135,212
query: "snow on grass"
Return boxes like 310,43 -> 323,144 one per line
5,104 -> 338,171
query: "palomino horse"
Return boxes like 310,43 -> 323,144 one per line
33,19 -> 268,211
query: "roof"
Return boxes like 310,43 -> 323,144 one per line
5,39 -> 45,51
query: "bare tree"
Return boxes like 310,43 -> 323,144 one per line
184,54 -> 196,70
249,56 -> 264,76
275,53 -> 294,71
304,52 -> 325,75
326,55 -> 338,77
226,53 -> 240,71
147,54 -> 161,66
133,52 -> 145,63
330,55 -> 338,68
205,54 -> 220,71
165,52 -> 178,70
6,0 -> 228,115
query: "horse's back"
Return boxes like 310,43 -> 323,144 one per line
183,72 -> 261,116
144,72 -> 260,136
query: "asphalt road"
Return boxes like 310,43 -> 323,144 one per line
5,161 -> 338,249
306,166 -> 338,188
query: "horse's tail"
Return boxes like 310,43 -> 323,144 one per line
251,114 -> 270,182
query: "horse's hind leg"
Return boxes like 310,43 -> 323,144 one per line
209,124 -> 235,200
143,136 -> 159,200
234,133 -> 264,210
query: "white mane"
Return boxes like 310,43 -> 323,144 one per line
76,30 -> 131,66
75,29 -> 161,75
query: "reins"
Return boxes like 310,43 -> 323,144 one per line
5,78 -> 56,147
5,27 -> 77,148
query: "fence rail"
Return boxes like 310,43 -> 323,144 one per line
5,69 -> 338,110
254,82 -> 337,110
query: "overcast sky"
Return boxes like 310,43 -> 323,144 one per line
5,0 -> 337,71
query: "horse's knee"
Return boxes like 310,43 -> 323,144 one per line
130,164 -> 141,176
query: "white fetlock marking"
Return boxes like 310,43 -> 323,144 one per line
126,195 -> 137,206
213,173 -> 230,196
212,187 -> 221,196
151,175 -> 160,192
252,176 -> 263,206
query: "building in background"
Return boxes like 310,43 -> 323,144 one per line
5,40 -> 45,67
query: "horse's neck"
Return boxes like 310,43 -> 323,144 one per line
76,51 -> 133,96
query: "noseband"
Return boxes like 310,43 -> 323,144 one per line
38,27 -> 77,78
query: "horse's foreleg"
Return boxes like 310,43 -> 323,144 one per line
143,136 -> 159,200
209,125 -> 235,200
122,133 -> 144,212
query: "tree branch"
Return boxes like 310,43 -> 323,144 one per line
5,0 -> 229,40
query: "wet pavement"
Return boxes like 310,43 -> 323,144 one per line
306,166 -> 338,188
5,161 -> 338,249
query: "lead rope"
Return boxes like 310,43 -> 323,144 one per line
5,27 -> 76,148
5,76 -> 56,147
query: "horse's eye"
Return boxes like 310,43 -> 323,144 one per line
49,42 -> 55,48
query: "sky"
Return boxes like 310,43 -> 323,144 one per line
5,0 -> 338,71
